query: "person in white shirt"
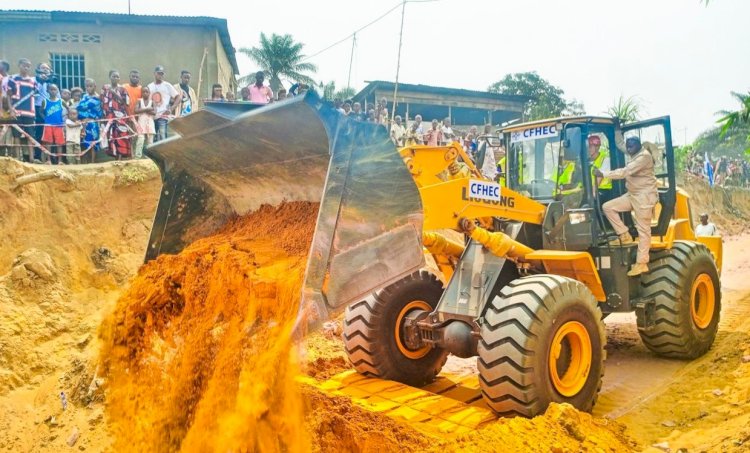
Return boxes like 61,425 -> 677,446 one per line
441,117 -> 455,145
695,213 -> 718,236
147,65 -> 179,142
390,115 -> 406,147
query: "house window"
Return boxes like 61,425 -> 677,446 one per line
50,53 -> 86,91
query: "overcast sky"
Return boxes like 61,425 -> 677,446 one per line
7,0 -> 750,143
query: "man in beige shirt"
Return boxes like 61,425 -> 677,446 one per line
390,115 -> 406,147
594,132 -> 658,276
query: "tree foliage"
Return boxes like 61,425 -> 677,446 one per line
318,81 -> 356,101
238,33 -> 317,92
607,95 -> 642,124
488,72 -> 584,120
716,91 -> 750,155
692,121 -> 750,160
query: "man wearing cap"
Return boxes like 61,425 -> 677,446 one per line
594,131 -> 658,276
147,65 -> 179,142
695,213 -> 717,236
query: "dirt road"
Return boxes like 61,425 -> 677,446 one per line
436,233 -> 750,451
603,233 -> 750,451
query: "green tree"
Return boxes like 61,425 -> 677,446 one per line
488,72 -> 584,121
319,81 -> 336,100
238,33 -> 317,92
335,86 -> 357,101
675,144 -> 693,172
607,95 -> 643,124
716,91 -> 750,154
317,81 -> 357,101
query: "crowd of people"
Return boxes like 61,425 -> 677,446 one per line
0,58 -> 206,163
0,58 -> 505,178
325,95 -> 504,181
686,150 -> 750,188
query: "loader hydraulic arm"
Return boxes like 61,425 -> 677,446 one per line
400,144 -> 546,231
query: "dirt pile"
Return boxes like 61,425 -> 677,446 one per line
100,201 -> 319,452
447,403 -> 632,452
681,177 -> 750,234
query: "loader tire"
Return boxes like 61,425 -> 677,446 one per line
637,241 -> 720,359
478,275 -> 605,417
343,270 -> 448,387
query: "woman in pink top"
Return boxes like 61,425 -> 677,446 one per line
247,71 -> 273,104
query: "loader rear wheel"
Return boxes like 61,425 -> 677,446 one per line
478,275 -> 605,417
343,271 -> 448,387
637,241 -> 721,359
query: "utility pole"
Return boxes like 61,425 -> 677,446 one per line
347,33 -> 357,90
128,0 -> 131,14
390,0 -> 406,130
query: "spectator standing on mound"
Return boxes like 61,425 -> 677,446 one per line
101,69 -> 131,159
173,70 -> 197,117
77,78 -> 103,163
147,65 -> 178,142
41,83 -> 65,164
248,71 -> 273,104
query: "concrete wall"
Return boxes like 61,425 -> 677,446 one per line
0,21 -> 236,101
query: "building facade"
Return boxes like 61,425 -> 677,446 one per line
0,10 -> 239,99
354,81 -> 528,127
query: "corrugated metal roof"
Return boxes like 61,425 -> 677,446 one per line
0,9 -> 239,74
354,80 -> 531,104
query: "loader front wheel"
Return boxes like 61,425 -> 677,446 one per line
637,241 -> 721,359
478,275 -> 605,417
343,271 -> 448,387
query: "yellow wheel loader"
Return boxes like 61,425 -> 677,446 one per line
145,93 -> 722,418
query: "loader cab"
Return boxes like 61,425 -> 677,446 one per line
501,116 -> 676,247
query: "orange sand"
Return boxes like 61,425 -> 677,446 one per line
100,201 -> 318,452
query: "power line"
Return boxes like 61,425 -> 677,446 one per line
302,0 -> 438,63
390,1 -> 407,125
347,33 -> 357,90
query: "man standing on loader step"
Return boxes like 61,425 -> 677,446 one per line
594,132 -> 658,277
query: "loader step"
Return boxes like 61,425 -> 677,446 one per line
298,370 -> 495,435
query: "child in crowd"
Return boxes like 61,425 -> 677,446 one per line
70,87 -> 83,107
61,88 -> 72,109
211,84 -> 224,101
226,90 -> 236,101
134,86 -> 155,159
65,107 -> 83,164
41,84 -> 66,164
240,86 -> 250,101
77,78 -> 103,163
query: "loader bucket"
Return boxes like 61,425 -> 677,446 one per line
145,92 -> 425,328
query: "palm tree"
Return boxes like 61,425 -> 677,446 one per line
606,95 -> 643,124
238,33 -> 317,92
717,91 -> 750,153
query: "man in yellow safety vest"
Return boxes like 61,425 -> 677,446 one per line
588,135 -> 611,190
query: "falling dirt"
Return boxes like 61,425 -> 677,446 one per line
100,201 -> 318,453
